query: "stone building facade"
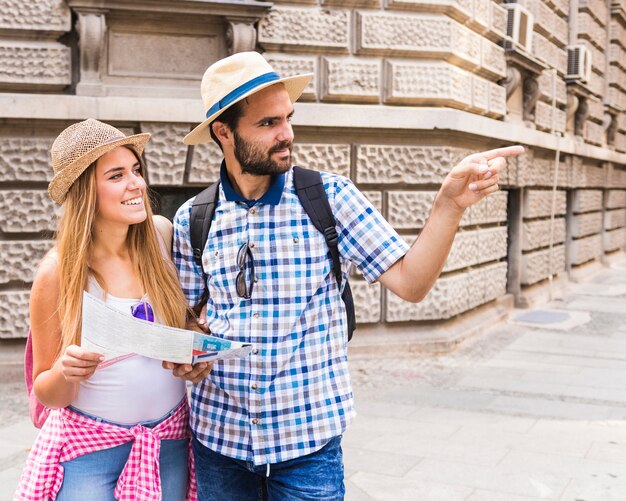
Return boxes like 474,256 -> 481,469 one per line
0,0 -> 625,346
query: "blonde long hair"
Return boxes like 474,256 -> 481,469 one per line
55,148 -> 188,354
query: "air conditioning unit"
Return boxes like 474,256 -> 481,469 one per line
566,45 -> 592,83
503,3 -> 534,53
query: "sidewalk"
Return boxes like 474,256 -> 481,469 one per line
2,257 -> 626,500
344,257 -> 626,500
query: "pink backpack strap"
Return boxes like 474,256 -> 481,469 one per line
25,329 -> 50,428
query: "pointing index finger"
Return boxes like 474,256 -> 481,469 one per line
482,145 -> 525,160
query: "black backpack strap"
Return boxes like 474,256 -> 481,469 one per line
190,180 -> 220,274
293,167 -> 356,340
293,167 -> 342,286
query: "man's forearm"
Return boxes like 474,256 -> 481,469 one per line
380,194 -> 464,302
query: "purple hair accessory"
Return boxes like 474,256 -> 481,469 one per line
130,301 -> 155,322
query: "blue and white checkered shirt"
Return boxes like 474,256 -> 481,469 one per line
173,166 -> 409,465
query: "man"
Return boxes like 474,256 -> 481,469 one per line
169,51 -> 524,500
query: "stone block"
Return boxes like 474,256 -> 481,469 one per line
609,43 -> 626,71
323,0 -> 378,6
264,54 -> 317,100
514,149 -> 543,185
385,60 -> 472,109
584,120 -> 605,146
607,88 -> 626,113
488,82 -> 507,118
579,0 -> 607,26
0,241 -> 52,284
544,0 -> 568,17
259,6 -> 349,52
0,41 -> 70,90
586,98 -> 605,123
523,189 -> 567,218
472,0 -> 490,30
604,227 -> 626,251
480,261 -> 508,305
0,136 -> 54,181
606,190 -> 626,209
477,226 -> 508,264
572,189 -> 603,213
520,244 -> 566,285
355,145 -> 470,184
522,217 -> 566,251
490,2 -> 508,38
460,191 -> 508,226
292,143 -> 351,178
471,75 -> 489,113
140,123 -> 188,186
0,190 -> 58,232
480,38 -> 506,79
361,191 -> 382,212
351,280 -> 381,324
578,12 -> 607,50
385,0 -> 473,22
386,269 -> 469,321
570,161 -> 606,188
608,65 -> 625,91
571,211 -> 603,238
357,12 -> 480,69
444,229 -> 478,272
587,70 -> 605,97
321,57 -> 380,103
608,167 -> 626,189
533,34 -> 567,74
188,141 -> 222,184
537,71 -> 567,106
517,0 -> 568,46
0,291 -> 29,339
604,208 -> 626,230
0,0 -> 70,33
570,233 -> 603,265
535,101 -> 566,133
387,191 -> 436,229
386,261 -> 507,321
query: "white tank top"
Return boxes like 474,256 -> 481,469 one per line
71,279 -> 186,425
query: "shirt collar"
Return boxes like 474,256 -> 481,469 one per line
219,161 -> 285,207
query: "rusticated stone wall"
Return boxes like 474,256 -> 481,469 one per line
1,0 -> 626,341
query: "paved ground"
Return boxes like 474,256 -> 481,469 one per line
2,257 -> 626,500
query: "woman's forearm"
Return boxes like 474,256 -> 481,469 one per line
33,359 -> 79,409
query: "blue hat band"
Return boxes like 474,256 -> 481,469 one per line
205,72 -> 280,120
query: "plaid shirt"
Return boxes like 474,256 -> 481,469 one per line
15,400 -> 196,501
174,167 -> 408,465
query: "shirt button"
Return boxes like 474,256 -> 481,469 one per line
252,348 -> 259,355
251,383 -> 258,390
214,251 -> 219,257
249,208 -> 256,214
249,242 -> 255,248
253,313 -> 259,319
293,237 -> 299,243
252,418 -> 259,425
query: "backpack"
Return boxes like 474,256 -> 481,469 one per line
24,330 -> 50,428
189,166 -> 357,341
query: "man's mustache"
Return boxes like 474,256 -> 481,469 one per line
268,141 -> 292,155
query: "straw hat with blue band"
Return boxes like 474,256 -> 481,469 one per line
183,51 -> 313,145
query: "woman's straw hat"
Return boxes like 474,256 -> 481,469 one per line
183,51 -> 313,145
48,119 -> 150,205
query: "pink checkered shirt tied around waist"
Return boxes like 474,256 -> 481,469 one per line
14,399 -> 197,501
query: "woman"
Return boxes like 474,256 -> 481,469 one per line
15,119 -> 197,501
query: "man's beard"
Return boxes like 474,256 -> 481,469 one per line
234,130 -> 292,176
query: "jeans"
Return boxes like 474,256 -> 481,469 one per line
56,406 -> 189,501
192,434 -> 345,501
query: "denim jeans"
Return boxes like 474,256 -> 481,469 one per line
192,434 -> 345,501
56,406 -> 189,501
